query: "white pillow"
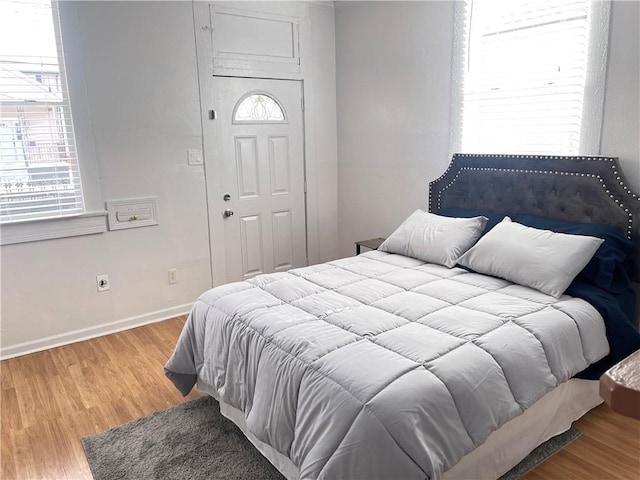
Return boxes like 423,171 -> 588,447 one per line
378,210 -> 487,268
457,217 -> 604,298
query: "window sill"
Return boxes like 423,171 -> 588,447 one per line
0,211 -> 107,246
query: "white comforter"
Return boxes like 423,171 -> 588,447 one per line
165,250 -> 609,480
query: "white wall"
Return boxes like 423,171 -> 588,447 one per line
0,0 -> 339,357
335,0 -> 640,257
0,2 -> 212,355
600,0 -> 640,191
335,1 -> 456,257
305,2 -> 340,264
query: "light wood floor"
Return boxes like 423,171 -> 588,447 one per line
1,317 -> 638,479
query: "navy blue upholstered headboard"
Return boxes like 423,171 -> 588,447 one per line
429,154 -> 639,242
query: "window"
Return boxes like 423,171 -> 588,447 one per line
0,0 -> 83,223
233,93 -> 286,124
451,0 -> 610,155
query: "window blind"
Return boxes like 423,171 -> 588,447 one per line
0,0 -> 83,223
458,0 -> 593,155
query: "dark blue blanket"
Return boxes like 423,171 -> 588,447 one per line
569,280 -> 640,379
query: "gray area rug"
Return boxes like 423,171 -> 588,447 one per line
82,396 -> 581,480
498,427 -> 581,480
82,396 -> 283,480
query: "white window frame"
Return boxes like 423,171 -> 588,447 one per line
0,1 -> 105,245
449,0 -> 611,157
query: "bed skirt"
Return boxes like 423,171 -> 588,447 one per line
197,378 -> 601,480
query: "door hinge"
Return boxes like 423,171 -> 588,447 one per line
209,110 -> 217,120
301,97 -> 305,111
304,180 -> 307,193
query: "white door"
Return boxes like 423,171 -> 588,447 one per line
209,77 -> 307,283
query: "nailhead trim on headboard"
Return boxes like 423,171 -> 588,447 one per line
428,154 -> 639,241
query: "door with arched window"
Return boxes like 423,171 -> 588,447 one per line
208,77 -> 307,282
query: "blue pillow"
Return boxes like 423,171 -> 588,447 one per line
514,215 -> 637,293
437,208 -> 504,233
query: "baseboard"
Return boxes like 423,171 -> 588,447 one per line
0,303 -> 192,360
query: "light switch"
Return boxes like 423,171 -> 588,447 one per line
106,197 -> 159,231
187,149 -> 203,166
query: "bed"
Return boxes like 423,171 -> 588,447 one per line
165,153 -> 640,480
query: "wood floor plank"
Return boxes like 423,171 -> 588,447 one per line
48,373 -> 84,418
1,387 -> 23,432
63,407 -> 104,441
524,447 -> 614,479
574,416 -> 639,462
5,428 -> 36,480
1,361 -> 16,391
23,420 -> 62,479
48,343 -> 83,373
2,316 -> 638,479
12,374 -> 41,429
0,426 -> 17,479
66,363 -> 101,410
563,434 -> 640,478
27,374 -> 63,422
577,403 -> 640,440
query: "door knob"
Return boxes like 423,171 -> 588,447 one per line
223,194 -> 231,201
223,209 -> 234,218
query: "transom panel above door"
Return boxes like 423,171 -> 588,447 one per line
211,6 -> 301,78
209,77 -> 307,283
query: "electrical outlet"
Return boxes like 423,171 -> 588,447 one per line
168,268 -> 177,285
187,149 -> 203,166
97,274 -> 110,292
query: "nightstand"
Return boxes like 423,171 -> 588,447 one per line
599,350 -> 640,420
355,237 -> 385,255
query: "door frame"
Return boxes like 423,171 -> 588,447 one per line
193,1 -> 333,286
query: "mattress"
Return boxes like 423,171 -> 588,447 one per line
166,250 -> 609,479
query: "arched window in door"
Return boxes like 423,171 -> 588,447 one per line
233,92 -> 287,124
